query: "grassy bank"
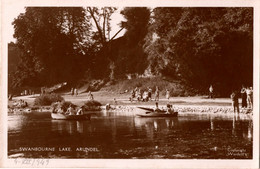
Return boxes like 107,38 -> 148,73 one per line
100,77 -> 198,97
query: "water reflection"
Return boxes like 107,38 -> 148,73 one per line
210,116 -> 214,131
8,111 -> 253,159
134,117 -> 179,130
51,120 -> 92,135
247,121 -> 253,140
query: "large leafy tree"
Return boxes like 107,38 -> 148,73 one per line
85,7 -> 124,80
12,7 -> 91,87
111,7 -> 150,77
144,7 -> 253,95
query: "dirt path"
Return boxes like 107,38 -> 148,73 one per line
11,91 -> 234,107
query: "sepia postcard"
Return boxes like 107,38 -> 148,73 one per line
0,0 -> 259,168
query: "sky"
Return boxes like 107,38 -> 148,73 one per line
5,6 -> 126,43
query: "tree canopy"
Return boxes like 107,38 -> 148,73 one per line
144,7 -> 253,95
9,7 -> 253,96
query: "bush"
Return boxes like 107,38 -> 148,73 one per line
34,93 -> 64,106
82,100 -> 102,111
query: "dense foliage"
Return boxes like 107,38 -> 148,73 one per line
34,93 -> 64,106
83,100 -> 102,111
9,7 -> 253,96
144,7 -> 253,95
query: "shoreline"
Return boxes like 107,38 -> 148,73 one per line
8,103 -> 253,119
8,92 -> 253,119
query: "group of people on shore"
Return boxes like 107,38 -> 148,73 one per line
71,88 -> 79,96
71,88 -> 94,100
12,99 -> 28,108
130,86 -> 170,102
231,86 -> 253,113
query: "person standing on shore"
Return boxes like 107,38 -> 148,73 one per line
88,91 -> 94,100
130,89 -> 135,102
74,88 -> 78,96
209,85 -> 213,98
246,87 -> 253,109
231,91 -> 239,113
155,86 -> 159,101
71,88 -> 74,96
148,87 -> 152,101
166,89 -> 170,100
240,86 -> 247,109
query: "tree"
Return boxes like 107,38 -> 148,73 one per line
144,7 -> 253,96
111,7 -> 150,77
12,7 -> 91,87
86,7 -> 125,80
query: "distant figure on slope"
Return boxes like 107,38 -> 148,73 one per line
71,88 -> 74,96
231,91 -> 239,113
209,85 -> 214,99
88,91 -> 94,100
74,88 -> 78,96
166,89 -> 170,100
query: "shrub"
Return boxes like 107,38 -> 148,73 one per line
34,93 -> 64,106
82,100 -> 102,111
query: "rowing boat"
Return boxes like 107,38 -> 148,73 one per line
137,107 -> 166,113
136,112 -> 178,117
51,113 -> 91,120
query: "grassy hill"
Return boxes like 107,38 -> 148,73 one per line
99,77 -> 199,97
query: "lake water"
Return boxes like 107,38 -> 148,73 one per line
8,111 -> 253,159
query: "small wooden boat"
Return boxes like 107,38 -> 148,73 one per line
136,112 -> 178,117
137,107 -> 166,113
51,113 -> 91,120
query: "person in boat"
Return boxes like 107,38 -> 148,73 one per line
105,103 -> 111,110
76,106 -> 84,115
166,104 -> 171,114
57,106 -> 63,114
154,102 -> 160,112
66,104 -> 76,115
170,105 -> 175,114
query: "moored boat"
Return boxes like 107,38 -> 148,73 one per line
136,112 -> 178,117
51,113 -> 91,120
137,107 -> 166,113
